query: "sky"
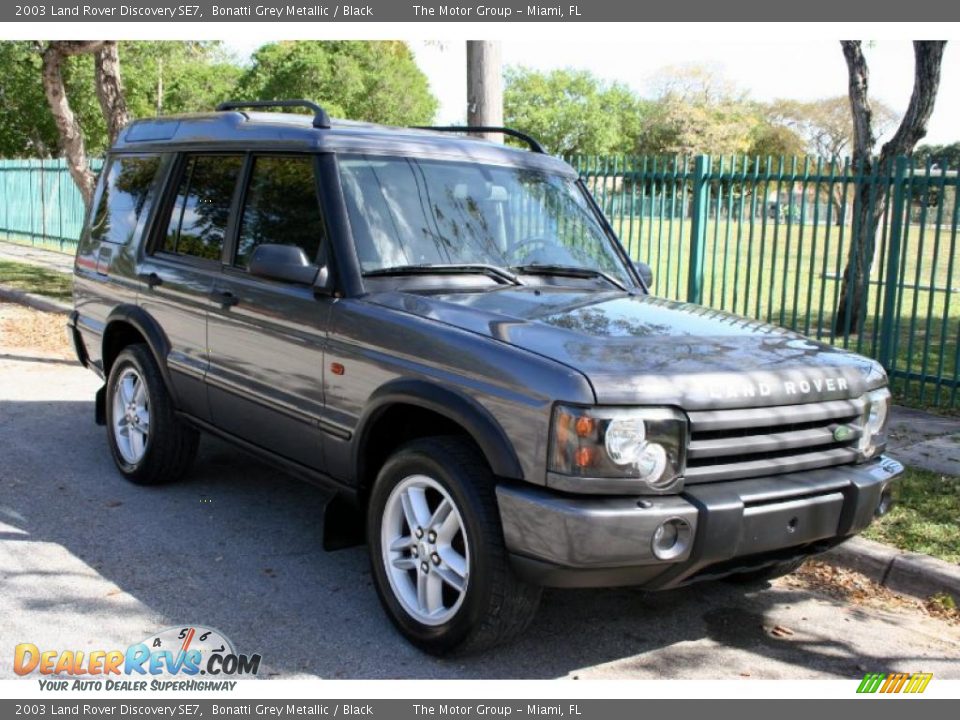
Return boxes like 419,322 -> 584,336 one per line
227,39 -> 960,146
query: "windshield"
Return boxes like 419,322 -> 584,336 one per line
338,154 -> 633,287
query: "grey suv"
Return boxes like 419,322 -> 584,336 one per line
69,100 -> 903,655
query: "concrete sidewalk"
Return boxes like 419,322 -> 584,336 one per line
0,239 -> 74,274
887,406 -> 960,476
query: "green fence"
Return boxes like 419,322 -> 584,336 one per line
0,158 -> 102,252
1,154 -> 958,409
571,154 -> 960,410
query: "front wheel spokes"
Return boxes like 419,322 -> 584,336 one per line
381,474 -> 472,626
416,567 -> 444,616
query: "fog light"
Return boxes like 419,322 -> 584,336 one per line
651,517 -> 692,560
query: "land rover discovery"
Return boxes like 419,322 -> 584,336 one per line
68,100 -> 903,655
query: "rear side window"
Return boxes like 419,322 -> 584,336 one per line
160,154 -> 243,261
235,155 -> 325,269
89,155 -> 162,245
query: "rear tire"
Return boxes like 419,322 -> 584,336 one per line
105,344 -> 199,485
725,558 -> 805,585
367,436 -> 541,656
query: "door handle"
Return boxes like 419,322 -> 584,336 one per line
209,289 -> 239,308
137,272 -> 162,288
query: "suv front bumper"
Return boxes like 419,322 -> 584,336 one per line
498,456 -> 904,588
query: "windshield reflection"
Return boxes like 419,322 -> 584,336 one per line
339,154 -> 633,287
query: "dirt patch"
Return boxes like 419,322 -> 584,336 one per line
0,302 -> 73,357
782,559 -> 959,625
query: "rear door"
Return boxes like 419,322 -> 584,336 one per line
205,154 -> 332,470
137,153 -> 244,421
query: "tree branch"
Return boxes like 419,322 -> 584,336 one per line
53,41 -> 107,56
881,41 -> 946,159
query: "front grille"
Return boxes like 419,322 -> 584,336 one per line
684,398 -> 866,484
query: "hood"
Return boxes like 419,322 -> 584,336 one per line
367,287 -> 885,409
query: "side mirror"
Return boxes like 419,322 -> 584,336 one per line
634,261 -> 653,289
249,244 -> 320,286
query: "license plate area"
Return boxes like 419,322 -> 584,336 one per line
739,492 -> 844,555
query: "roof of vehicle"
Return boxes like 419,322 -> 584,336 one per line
113,110 -> 576,177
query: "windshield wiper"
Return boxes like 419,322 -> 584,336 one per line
363,263 -> 522,286
510,264 -> 628,291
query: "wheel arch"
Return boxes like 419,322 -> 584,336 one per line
353,380 -> 524,498
102,305 -> 177,402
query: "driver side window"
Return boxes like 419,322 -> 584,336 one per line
235,155 -> 327,270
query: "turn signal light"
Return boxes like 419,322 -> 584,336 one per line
574,416 -> 596,437
573,447 -> 596,468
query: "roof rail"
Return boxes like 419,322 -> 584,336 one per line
215,100 -> 331,129
413,126 -> 546,154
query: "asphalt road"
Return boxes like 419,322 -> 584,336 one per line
1,348 -> 958,680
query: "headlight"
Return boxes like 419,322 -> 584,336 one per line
857,387 -> 891,459
549,405 -> 687,493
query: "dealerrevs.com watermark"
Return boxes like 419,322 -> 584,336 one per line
14,626 -> 260,692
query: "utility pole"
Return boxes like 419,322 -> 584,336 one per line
466,41 -> 502,143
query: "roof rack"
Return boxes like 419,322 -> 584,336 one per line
413,125 -> 546,154
215,100 -> 331,129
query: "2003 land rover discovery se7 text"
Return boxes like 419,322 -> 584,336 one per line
68,100 -> 904,655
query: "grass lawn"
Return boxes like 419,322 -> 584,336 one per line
0,259 -> 72,302
863,467 -> 960,564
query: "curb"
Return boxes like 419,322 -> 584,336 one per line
0,285 -> 71,315
823,536 -> 960,601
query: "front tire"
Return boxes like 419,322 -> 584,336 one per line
367,437 -> 541,655
105,344 -> 199,485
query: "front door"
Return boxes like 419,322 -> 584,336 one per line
205,154 -> 332,470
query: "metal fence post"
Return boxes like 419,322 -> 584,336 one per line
878,156 -> 908,370
687,154 -> 711,304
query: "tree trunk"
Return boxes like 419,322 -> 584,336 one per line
40,41 -> 127,205
42,43 -> 97,205
466,41 -> 503,143
830,185 -> 845,226
94,43 -> 129,146
835,164 -> 887,336
834,41 -> 946,336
